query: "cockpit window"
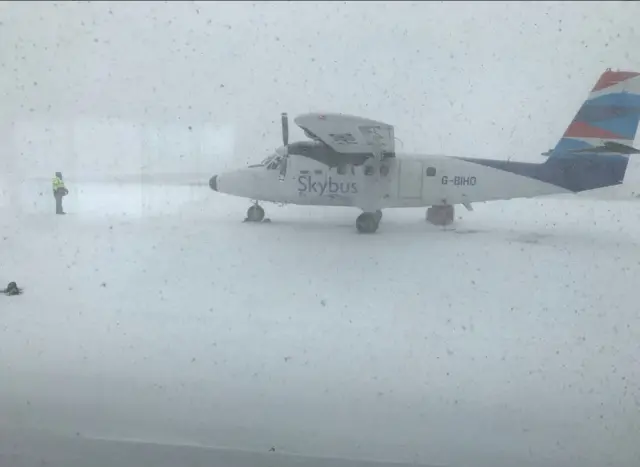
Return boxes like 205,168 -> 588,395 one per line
256,147 -> 287,169
261,153 -> 283,170
249,154 -> 275,168
260,154 -> 275,166
252,153 -> 277,169
253,143 -> 328,170
267,158 -> 281,170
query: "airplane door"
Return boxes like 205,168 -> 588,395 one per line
398,159 -> 423,199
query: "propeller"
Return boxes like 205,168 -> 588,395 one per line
279,112 -> 289,181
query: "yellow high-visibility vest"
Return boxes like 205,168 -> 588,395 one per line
52,177 -> 65,191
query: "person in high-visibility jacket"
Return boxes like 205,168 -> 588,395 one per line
52,172 -> 68,215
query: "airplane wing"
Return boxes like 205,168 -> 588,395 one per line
294,113 -> 395,157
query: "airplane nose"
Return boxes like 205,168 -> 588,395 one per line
209,175 -> 218,191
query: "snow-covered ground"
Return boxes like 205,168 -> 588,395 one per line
1,184 -> 640,467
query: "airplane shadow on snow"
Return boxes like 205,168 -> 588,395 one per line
232,215 -> 638,251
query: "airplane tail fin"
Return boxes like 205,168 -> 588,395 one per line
550,69 -> 640,158
459,71 -> 640,194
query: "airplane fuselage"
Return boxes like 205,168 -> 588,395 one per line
210,69 -> 640,232
214,153 -> 571,210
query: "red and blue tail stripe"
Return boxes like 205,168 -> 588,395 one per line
551,70 -> 640,156
459,70 -> 640,193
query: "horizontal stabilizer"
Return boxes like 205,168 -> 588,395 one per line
550,69 -> 640,157
568,141 -> 640,155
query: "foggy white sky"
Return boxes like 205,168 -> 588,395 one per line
2,1 -> 640,176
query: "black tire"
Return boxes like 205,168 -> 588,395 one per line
426,205 -> 454,226
442,205 -> 454,225
247,205 -> 265,222
356,212 -> 379,234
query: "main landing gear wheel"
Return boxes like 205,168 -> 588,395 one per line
245,204 -> 265,222
426,205 -> 454,226
356,212 -> 380,234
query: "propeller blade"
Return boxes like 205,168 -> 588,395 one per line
281,112 -> 289,147
279,157 -> 288,180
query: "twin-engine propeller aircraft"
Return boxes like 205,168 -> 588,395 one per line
209,69 -> 640,233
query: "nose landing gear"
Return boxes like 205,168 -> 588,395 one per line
244,203 -> 266,223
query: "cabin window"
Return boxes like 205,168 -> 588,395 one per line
364,165 -> 375,176
314,169 -> 323,175
426,166 -> 436,177
337,164 -> 355,175
380,165 -> 390,177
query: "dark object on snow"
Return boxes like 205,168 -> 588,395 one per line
3,281 -> 23,296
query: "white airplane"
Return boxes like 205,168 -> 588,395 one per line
209,69 -> 640,233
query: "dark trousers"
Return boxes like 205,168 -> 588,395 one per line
54,191 -> 64,214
